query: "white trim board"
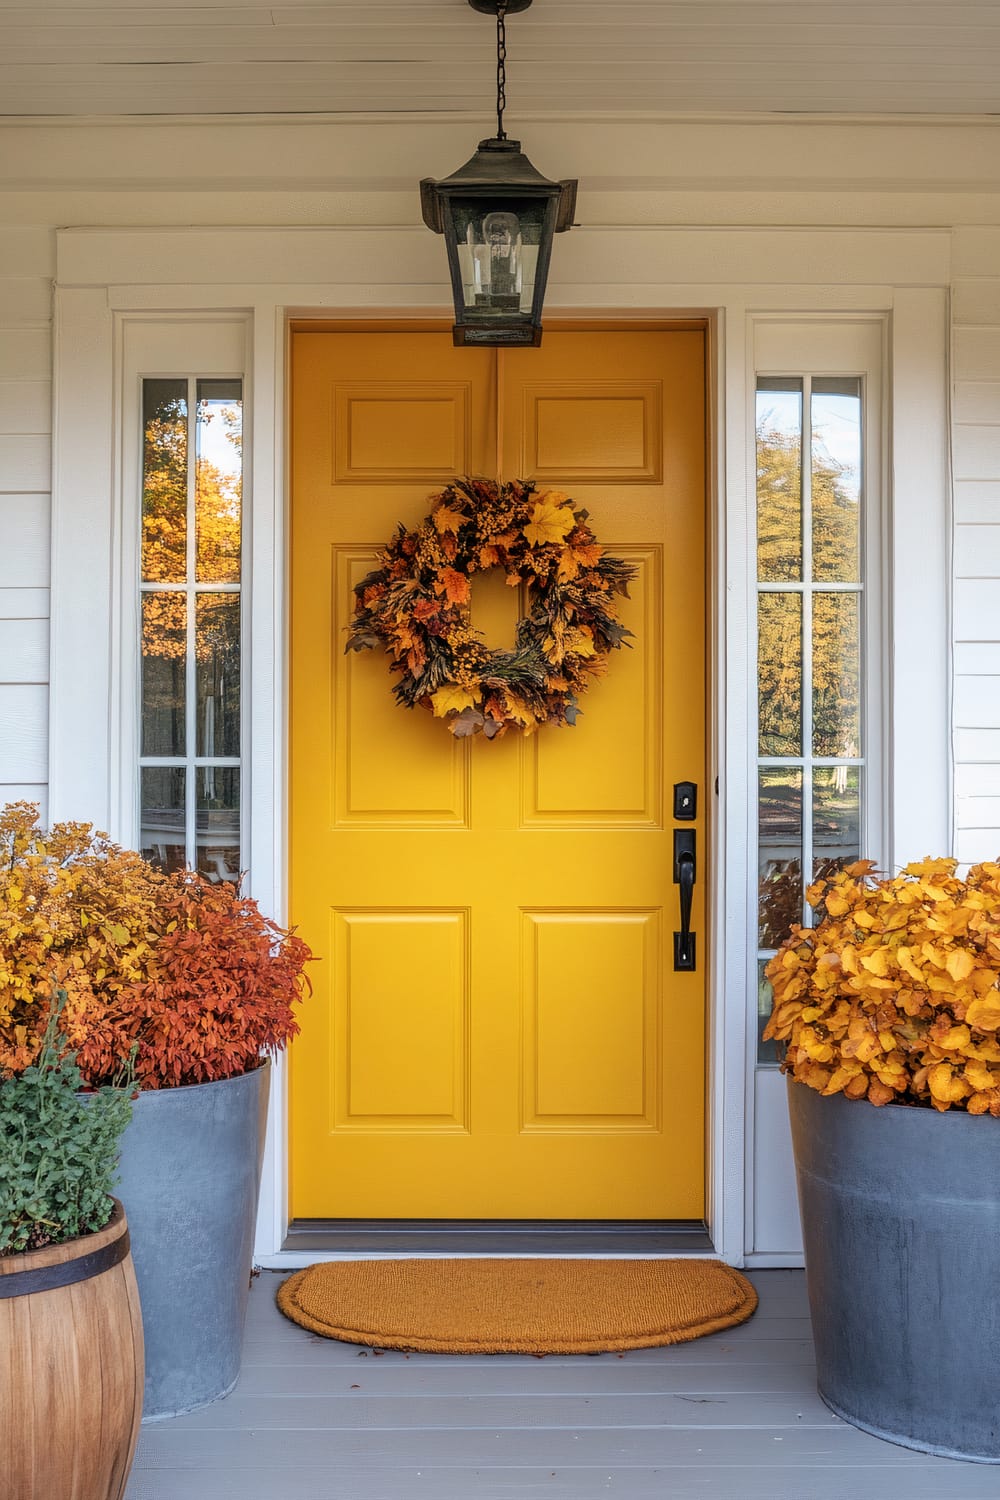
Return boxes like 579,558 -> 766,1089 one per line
50,224 -> 952,1265
58,225 -> 951,293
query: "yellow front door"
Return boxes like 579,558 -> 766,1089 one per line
289,326 -> 706,1220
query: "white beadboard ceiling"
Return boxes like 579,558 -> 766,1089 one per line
2,0 -> 1000,118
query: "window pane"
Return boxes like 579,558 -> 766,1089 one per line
142,592 -> 186,756
758,592 -> 802,756
758,767 -> 803,949
812,377 -> 862,583
813,766 -> 861,888
141,379 -> 187,584
140,766 -> 186,874
196,593 -> 240,757
756,378 -> 802,582
813,592 -> 861,757
196,379 -> 242,584
197,767 -> 240,884
757,961 -> 780,1066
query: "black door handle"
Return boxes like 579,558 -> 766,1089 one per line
673,829 -> 696,972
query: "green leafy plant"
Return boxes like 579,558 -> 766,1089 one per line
0,996 -> 134,1256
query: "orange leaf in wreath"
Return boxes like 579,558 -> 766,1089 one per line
436,567 -> 470,606
433,505 -> 467,535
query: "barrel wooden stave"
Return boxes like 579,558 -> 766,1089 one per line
0,1201 -> 144,1500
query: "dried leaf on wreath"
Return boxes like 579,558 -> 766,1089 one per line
345,632 -> 380,654
436,567 -> 470,606
430,684 -> 477,718
524,499 -> 576,548
451,707 -> 485,738
433,505 -> 467,535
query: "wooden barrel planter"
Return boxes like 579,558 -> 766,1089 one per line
0,1199 -> 144,1500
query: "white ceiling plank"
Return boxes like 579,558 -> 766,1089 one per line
2,2 -> 1000,117
7,34 -> 1000,66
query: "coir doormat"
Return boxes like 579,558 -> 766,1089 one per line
276,1258 -> 757,1354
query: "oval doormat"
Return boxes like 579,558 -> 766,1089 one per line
276,1258 -> 757,1354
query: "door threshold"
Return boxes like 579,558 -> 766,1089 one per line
283,1219 -> 713,1256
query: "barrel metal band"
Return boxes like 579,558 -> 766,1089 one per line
0,1227 -> 130,1298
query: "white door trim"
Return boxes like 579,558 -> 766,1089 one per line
50,224 -> 952,1265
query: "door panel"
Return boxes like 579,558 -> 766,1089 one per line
290,327 -> 706,1220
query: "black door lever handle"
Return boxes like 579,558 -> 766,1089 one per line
673,831 -> 696,972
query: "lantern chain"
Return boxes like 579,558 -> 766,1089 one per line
496,0 -> 508,141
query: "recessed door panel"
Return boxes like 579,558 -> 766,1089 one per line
523,546 -> 663,827
334,550 -> 470,827
332,908 -> 469,1130
334,382 -> 471,483
521,909 -> 661,1130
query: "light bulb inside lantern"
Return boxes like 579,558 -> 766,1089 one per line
468,210 -> 524,312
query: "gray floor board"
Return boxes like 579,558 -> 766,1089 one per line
125,1465 -> 1000,1500
242,1335 -> 821,1368
235,1360 -> 821,1397
129,1426 -> 956,1466
158,1389 -> 842,1431
126,1271 -> 999,1500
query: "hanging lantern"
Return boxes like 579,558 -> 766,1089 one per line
420,0 -> 577,347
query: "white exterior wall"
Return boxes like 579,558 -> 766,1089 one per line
954,228 -> 1000,865
0,228 -> 51,821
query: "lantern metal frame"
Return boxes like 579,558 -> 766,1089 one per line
419,0 -> 577,347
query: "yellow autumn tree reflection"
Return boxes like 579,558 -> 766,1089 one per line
756,421 -> 860,759
141,391 -> 187,587
141,393 -> 242,664
196,400 -> 242,585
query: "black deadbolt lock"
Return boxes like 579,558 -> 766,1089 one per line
673,781 -> 697,821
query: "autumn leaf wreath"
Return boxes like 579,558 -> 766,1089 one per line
346,476 -> 638,738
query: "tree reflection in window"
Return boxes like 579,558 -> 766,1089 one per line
139,376 -> 243,883
755,374 -> 864,1063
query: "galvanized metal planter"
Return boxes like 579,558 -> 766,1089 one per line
788,1077 -> 1000,1461
115,1061 -> 270,1421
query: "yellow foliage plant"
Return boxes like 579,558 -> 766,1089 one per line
0,802 -> 166,1074
764,858 -> 1000,1114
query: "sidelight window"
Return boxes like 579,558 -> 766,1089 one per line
755,372 -> 871,1060
138,376 -> 244,881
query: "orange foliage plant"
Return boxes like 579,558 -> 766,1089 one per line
74,874 -> 312,1089
0,803 -> 166,1074
0,802 -> 311,1088
764,858 -> 1000,1113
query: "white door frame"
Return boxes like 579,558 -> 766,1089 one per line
50,224 -> 952,1265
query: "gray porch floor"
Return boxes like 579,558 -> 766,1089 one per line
125,1269 -> 999,1500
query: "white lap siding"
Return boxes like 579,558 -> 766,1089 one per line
0,228 -> 51,823
953,228 -> 1000,865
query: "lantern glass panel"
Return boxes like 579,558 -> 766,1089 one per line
449,197 -> 546,319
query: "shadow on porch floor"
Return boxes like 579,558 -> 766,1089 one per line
125,1270 -> 998,1500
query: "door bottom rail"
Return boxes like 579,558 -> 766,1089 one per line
283,1219 -> 713,1256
